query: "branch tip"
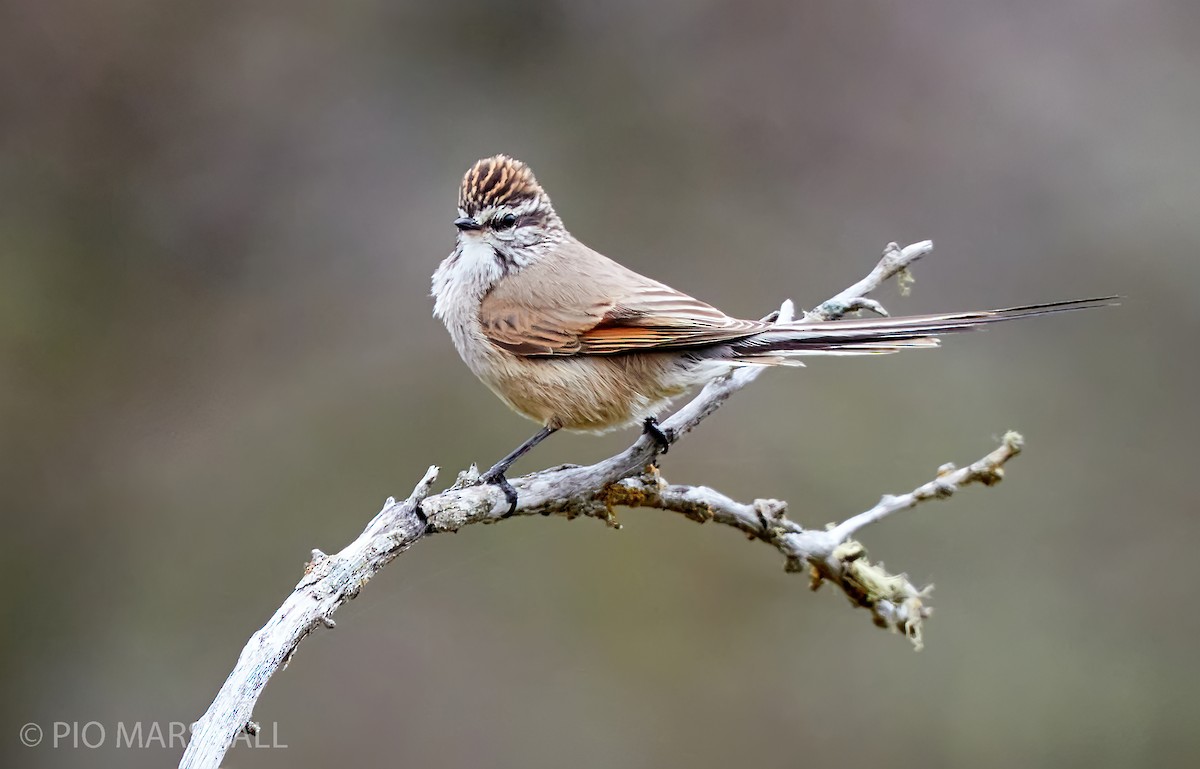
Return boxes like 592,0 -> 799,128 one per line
408,466 -> 440,503
1002,430 -> 1025,453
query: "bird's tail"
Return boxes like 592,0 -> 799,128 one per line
730,296 -> 1118,364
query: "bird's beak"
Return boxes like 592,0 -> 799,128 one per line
454,216 -> 482,231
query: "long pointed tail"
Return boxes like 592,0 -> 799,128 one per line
731,296 -> 1118,361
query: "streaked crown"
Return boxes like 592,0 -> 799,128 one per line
458,155 -> 546,217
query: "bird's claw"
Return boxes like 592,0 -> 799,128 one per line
642,417 -> 674,454
479,470 -> 519,517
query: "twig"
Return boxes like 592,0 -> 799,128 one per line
805,240 -> 932,321
180,239 -> 1017,769
607,430 -> 1024,650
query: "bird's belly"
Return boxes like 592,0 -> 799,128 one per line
485,353 -> 693,434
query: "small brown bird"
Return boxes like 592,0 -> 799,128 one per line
432,155 -> 1111,511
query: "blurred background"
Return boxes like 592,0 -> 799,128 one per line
2,1 -> 1197,767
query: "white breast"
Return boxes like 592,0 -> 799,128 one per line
432,237 -> 506,378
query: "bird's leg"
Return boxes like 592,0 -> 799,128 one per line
479,426 -> 558,517
642,417 -> 675,455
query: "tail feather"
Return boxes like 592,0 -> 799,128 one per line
731,296 -> 1117,359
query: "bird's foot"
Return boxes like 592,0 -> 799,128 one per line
642,417 -> 675,455
479,469 -> 519,518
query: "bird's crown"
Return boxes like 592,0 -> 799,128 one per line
458,155 -> 545,216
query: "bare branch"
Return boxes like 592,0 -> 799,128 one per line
805,240 -> 932,321
826,431 -> 1024,543
180,239 -> 1017,769
604,431 -> 1024,652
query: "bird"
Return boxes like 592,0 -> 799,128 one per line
432,154 -> 1113,513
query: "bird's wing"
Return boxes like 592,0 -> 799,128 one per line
479,241 -> 765,357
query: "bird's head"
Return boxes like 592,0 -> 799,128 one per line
432,156 -> 567,315
453,155 -> 564,263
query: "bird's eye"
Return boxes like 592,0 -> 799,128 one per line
493,213 -> 518,231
